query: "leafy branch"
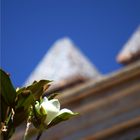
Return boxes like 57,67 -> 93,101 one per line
0,69 -> 77,140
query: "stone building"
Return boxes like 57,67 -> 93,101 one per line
25,37 -> 101,86
117,26 -> 140,64
12,26 -> 140,140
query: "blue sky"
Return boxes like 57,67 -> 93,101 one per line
1,0 -> 140,87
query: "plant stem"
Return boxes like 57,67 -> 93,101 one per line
36,131 -> 43,140
23,121 -> 31,140
23,106 -> 33,140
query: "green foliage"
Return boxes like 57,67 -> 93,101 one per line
31,106 -> 47,130
47,93 -> 58,100
13,80 -> 51,127
0,69 -> 17,123
3,117 -> 15,140
26,80 -> 51,100
1,96 -> 8,123
13,92 -> 34,127
0,68 -> 77,140
47,112 -> 78,129
0,69 -> 51,139
0,69 -> 17,106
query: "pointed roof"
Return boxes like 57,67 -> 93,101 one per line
117,26 -> 140,64
25,37 -> 101,86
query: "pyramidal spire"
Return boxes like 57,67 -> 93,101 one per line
25,37 -> 101,86
117,26 -> 140,64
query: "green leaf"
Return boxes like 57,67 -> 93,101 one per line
16,87 -> 27,95
31,106 -> 47,129
0,96 -> 9,122
13,107 -> 28,127
2,117 -> 15,140
14,92 -> 35,126
13,80 -> 51,126
0,69 -> 17,106
47,112 -> 78,129
16,92 -> 34,110
26,80 -> 51,100
47,93 -> 58,100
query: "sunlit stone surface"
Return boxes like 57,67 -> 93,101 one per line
25,37 -> 101,86
117,26 -> 140,63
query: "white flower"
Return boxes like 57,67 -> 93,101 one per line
35,97 -> 74,125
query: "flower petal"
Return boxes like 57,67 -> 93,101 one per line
49,99 -> 60,110
47,110 -> 77,129
41,98 -> 59,124
43,97 -> 48,102
58,108 -> 73,116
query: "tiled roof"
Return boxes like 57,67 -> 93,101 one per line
25,37 -> 101,86
117,26 -> 140,64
